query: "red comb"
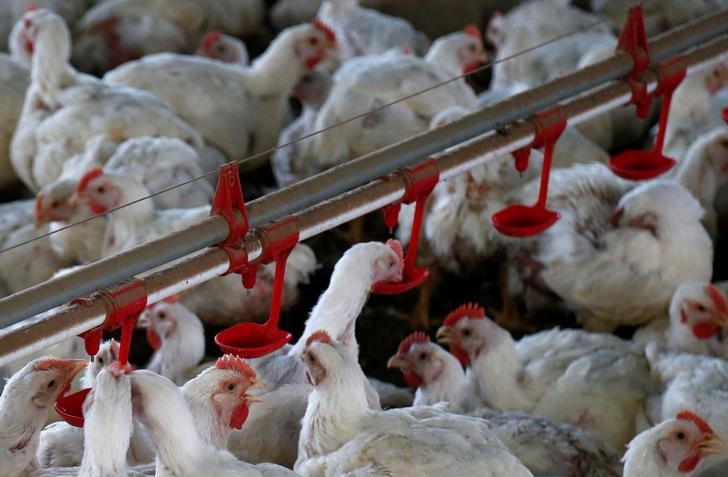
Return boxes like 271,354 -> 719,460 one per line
76,168 -> 104,193
313,18 -> 336,44
26,3 -> 37,12
386,239 -> 404,262
677,410 -> 714,434
306,330 -> 332,346
443,303 -> 486,327
200,30 -> 222,51
707,285 -> 728,316
216,354 -> 257,380
397,331 -> 430,354
464,24 -> 483,46
162,295 -> 179,305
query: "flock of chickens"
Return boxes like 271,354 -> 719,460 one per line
0,0 -> 728,475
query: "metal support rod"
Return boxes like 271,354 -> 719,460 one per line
0,10 -> 725,325
0,34 -> 725,366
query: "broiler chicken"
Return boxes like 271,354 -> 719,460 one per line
387,332 -> 623,477
295,331 -> 534,477
623,411 -> 726,477
72,0 -> 265,75
507,165 -> 712,330
0,0 -> 88,52
0,54 -> 29,191
436,303 -> 650,449
129,367 -> 297,476
634,282 -> 728,359
10,9 -> 204,193
223,241 -> 404,468
301,27 -> 482,177
104,21 -> 337,166
140,299 -> 205,385
317,0 -> 429,59
194,30 -> 249,66
0,358 -> 86,477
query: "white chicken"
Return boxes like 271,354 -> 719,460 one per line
271,70 -> 333,188
36,340 -> 156,471
0,0 -> 88,52
316,0 -> 429,59
302,29 -> 481,175
0,198 -> 34,249
508,166 -> 713,330
0,358 -> 86,477
71,0 -> 265,75
140,299 -> 205,385
634,282 -> 728,359
129,367 -> 298,476
623,411 -> 726,477
194,30 -> 249,66
387,332 -> 623,477
10,8 -> 204,193
295,330 -> 534,477
221,241 -> 404,468
0,54 -> 29,191
436,303 -> 650,449
104,21 -> 337,166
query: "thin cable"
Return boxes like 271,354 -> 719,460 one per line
0,18 -> 607,256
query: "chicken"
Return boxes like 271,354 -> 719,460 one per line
646,349 -> 728,445
0,54 -> 29,191
295,331 -> 534,477
508,165 -> 713,330
10,9 -> 204,193
623,411 -> 726,477
271,70 -> 333,188
0,358 -> 86,477
221,241 -> 404,467
634,282 -> 728,359
302,30 -> 480,176
36,341 -> 155,471
436,303 -> 650,449
387,332 -> 623,476
317,0 -> 429,60
0,0 -> 88,52
71,0 -> 265,75
140,299 -> 205,385
0,198 -> 34,248
487,0 -> 612,92
670,127 -> 728,237
194,30 -> 249,66
104,21 -> 337,166
129,367 -> 297,476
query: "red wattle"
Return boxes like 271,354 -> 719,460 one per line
451,346 -> 470,367
463,62 -> 480,75
692,322 -> 720,340
403,371 -> 423,389
146,328 -> 162,350
678,452 -> 701,472
230,402 -> 249,429
89,203 -> 108,214
305,52 -> 325,69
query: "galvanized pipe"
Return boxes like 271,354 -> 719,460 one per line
0,10 -> 725,326
0,34 -> 725,366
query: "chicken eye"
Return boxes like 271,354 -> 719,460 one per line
721,139 -> 728,148
419,352 -> 428,360
97,356 -> 104,364
47,379 -> 56,388
469,44 -> 477,52
217,44 -> 226,53
676,431 -> 686,440
227,383 -> 236,392
696,304 -> 707,312
157,311 -> 166,320
51,200 -> 60,208
309,37 -> 319,46
462,329 -> 472,337
96,186 -> 106,194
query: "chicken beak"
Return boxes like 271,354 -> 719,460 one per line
698,433 -> 726,457
137,313 -> 150,328
386,354 -> 409,370
436,326 -> 452,345
476,51 -> 488,64
244,393 -> 263,403
64,359 -> 89,385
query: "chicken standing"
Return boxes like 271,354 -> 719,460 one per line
140,299 -> 206,385
104,21 -> 337,166
10,9 -> 204,193
623,411 -> 726,477
295,331 -> 534,477
436,303 -> 650,449
129,367 -> 297,476
387,332 -> 623,477
634,282 -> 728,359
0,358 -> 86,477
